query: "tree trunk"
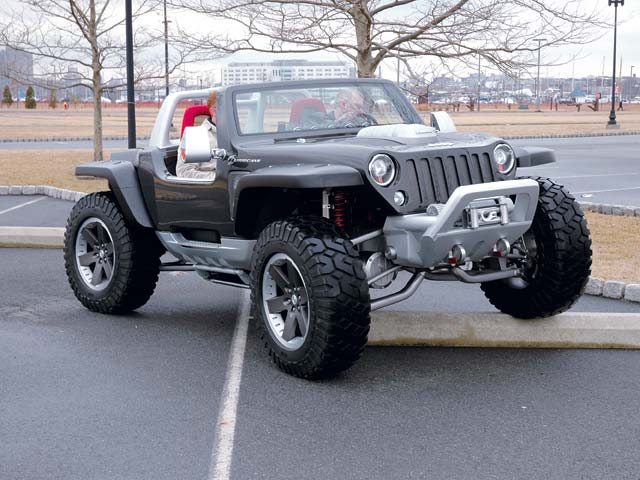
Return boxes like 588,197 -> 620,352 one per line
352,3 -> 376,78
93,67 -> 103,162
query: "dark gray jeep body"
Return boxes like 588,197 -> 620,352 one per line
66,79 -> 590,378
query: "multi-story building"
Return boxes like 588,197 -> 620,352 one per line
221,59 -> 355,86
0,47 -> 34,99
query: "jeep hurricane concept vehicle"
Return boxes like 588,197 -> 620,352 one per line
64,79 -> 592,378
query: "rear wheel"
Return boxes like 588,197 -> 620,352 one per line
64,192 -> 163,314
481,177 -> 592,319
250,217 -> 370,379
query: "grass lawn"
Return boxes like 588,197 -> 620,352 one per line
0,150 -> 108,192
0,104 -> 639,140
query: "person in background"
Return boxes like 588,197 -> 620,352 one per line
176,91 -> 217,180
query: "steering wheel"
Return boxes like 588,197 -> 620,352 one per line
334,113 -> 378,128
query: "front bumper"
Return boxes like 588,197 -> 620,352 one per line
383,179 -> 539,268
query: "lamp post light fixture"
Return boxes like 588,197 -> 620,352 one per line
533,38 -> 547,112
607,0 -> 624,128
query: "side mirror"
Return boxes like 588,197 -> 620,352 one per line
181,126 -> 212,163
430,112 -> 457,133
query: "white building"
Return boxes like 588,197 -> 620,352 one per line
221,59 -> 355,86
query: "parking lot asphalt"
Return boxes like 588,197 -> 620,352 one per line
514,136 -> 640,207
0,195 -> 73,227
2,248 -> 640,480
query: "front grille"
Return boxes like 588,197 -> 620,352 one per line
407,152 -> 496,206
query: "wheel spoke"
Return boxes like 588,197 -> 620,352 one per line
82,227 -> 100,247
269,264 -> 291,290
78,252 -> 96,266
96,224 -> 107,243
103,259 -> 113,279
104,243 -> 114,256
286,261 -> 303,287
297,306 -> 309,337
266,295 -> 288,313
282,310 -> 298,341
91,262 -> 104,286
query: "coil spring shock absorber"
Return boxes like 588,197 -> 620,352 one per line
332,190 -> 348,229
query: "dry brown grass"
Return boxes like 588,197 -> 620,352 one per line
0,150 -> 108,192
585,212 -> 640,284
0,107 -> 167,140
448,109 -> 640,137
1,104 -> 640,140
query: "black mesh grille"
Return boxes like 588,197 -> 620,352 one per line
411,152 -> 496,205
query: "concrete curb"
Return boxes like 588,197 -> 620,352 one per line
580,202 -> 640,218
502,131 -> 640,140
369,311 -> 640,347
0,226 -> 65,248
0,185 -> 86,202
0,136 -> 149,143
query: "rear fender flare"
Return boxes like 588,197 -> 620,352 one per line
75,158 -> 154,228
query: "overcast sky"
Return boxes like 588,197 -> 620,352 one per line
4,0 -> 639,81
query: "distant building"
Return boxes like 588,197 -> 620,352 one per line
221,59 -> 355,86
0,47 -> 34,99
62,66 -> 87,101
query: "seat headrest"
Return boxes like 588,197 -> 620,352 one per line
181,105 -> 211,138
290,98 -> 326,124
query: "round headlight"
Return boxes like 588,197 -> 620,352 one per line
369,154 -> 396,186
493,144 -> 515,175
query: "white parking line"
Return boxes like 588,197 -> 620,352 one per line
574,186 -> 640,195
0,196 -> 46,216
553,172 -> 640,180
208,292 -> 251,480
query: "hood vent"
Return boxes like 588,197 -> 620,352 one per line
357,123 -> 437,141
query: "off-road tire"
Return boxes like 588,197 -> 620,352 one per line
481,177 -> 592,319
250,216 -> 371,379
64,192 -> 163,314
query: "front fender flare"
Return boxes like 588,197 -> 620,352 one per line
229,164 -> 364,220
515,146 -> 556,168
75,159 -> 154,228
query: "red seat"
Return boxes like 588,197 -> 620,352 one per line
289,98 -> 326,124
181,105 -> 211,137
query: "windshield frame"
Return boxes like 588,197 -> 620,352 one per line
225,79 -> 423,140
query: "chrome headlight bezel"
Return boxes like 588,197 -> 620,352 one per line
493,143 -> 516,175
368,154 -> 396,187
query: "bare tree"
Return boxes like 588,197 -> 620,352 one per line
171,0 -> 606,79
0,0 -> 197,160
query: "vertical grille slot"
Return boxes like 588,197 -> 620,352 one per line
443,155 -> 461,197
479,152 -> 495,182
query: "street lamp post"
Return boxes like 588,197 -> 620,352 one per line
607,0 -> 624,128
163,0 -> 171,98
533,38 -> 547,112
125,0 -> 136,149
477,53 -> 481,112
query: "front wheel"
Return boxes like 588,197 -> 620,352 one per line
64,192 -> 163,314
250,217 -> 371,379
481,177 -> 592,319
